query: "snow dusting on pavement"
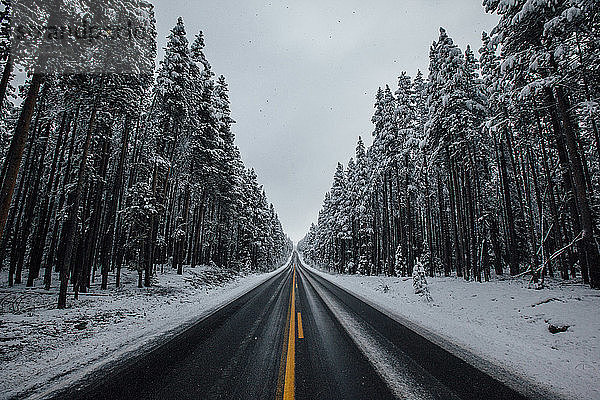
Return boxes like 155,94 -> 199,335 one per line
305,271 -> 461,400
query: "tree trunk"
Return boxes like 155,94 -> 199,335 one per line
27,114 -> 69,287
0,57 -> 12,118
437,172 -> 451,276
0,73 -> 43,243
101,115 -> 131,289
498,136 -> 519,275
58,100 -> 99,309
554,87 -> 600,288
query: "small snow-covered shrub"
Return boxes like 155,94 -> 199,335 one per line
395,245 -> 406,276
413,258 -> 433,302
346,261 -> 355,274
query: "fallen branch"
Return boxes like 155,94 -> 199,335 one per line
514,231 -> 584,281
532,298 -> 561,307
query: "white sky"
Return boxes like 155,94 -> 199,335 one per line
152,0 -> 499,242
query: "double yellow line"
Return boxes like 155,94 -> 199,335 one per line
283,265 -> 297,399
279,262 -> 304,400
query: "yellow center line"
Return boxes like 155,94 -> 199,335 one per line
283,266 -> 296,400
297,312 -> 304,339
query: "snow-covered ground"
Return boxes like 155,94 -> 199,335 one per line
305,262 -> 600,400
0,263 -> 287,400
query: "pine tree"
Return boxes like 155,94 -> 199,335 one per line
0,13 -> 292,305
302,2 -> 600,291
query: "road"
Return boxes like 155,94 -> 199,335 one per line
56,253 -> 544,400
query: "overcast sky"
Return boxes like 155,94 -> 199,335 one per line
152,0 -> 499,242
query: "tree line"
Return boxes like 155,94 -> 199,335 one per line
299,1 -> 600,289
0,2 -> 292,308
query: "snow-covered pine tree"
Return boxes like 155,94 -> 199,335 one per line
484,0 -> 600,288
0,12 -> 292,308
304,3 -> 600,291
413,258 -> 433,302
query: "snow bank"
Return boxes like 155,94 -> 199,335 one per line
0,263 -> 287,400
306,264 -> 600,400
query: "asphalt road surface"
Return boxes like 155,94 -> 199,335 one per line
56,253 -> 547,400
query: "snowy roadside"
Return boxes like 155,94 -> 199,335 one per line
303,261 -> 600,400
0,262 -> 289,400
